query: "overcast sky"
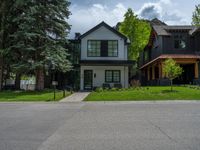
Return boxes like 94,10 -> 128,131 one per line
68,0 -> 199,38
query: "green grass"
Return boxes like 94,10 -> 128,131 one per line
85,86 -> 200,101
0,90 -> 71,102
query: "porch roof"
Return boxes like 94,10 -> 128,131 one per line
140,54 -> 200,69
80,60 -> 135,66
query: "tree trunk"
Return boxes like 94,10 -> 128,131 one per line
170,79 -> 173,92
15,73 -> 21,90
0,57 -> 3,91
35,67 -> 44,91
0,1 -> 5,91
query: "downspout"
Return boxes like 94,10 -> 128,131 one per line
124,41 -> 126,88
124,66 -> 126,88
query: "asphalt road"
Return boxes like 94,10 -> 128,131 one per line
0,102 -> 200,150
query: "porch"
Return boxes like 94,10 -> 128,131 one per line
140,55 -> 200,86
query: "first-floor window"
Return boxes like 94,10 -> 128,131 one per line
105,70 -> 120,83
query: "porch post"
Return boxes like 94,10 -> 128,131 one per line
161,62 -> 165,78
152,65 -> 155,80
147,67 -> 150,81
159,63 -> 163,79
195,62 -> 199,79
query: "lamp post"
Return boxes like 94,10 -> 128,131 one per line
51,63 -> 58,101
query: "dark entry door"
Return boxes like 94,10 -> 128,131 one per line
173,64 -> 194,84
84,70 -> 93,90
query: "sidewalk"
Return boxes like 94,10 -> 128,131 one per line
60,92 -> 90,102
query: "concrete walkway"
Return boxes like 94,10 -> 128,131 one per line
60,92 -> 90,102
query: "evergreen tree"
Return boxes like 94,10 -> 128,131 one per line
192,4 -> 200,26
10,0 -> 72,90
0,0 -> 15,90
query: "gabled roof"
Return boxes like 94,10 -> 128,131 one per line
150,18 -> 167,26
152,25 -> 196,36
152,25 -> 170,36
189,26 -> 200,35
79,21 -> 128,41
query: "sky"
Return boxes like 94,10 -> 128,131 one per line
68,0 -> 199,38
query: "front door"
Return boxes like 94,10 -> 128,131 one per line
84,70 -> 93,90
174,64 -> 195,84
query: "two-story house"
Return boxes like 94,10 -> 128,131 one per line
139,20 -> 200,85
79,22 -> 134,90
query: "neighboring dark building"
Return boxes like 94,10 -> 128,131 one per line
44,37 -> 81,90
139,19 -> 200,85
57,39 -> 80,90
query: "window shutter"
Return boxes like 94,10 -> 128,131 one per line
101,40 -> 108,57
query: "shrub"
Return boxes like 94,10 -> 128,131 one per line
130,80 -> 141,87
95,87 -> 104,92
110,88 -> 117,91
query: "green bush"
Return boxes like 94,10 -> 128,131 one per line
95,87 -> 104,92
110,88 -> 117,91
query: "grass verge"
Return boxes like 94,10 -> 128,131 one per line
0,90 -> 71,102
85,86 -> 200,101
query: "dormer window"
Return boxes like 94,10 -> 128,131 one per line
174,35 -> 186,49
87,40 -> 118,57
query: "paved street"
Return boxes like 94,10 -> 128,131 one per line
0,102 -> 200,150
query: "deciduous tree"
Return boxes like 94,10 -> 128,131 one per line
192,4 -> 200,26
119,8 -> 151,60
163,59 -> 183,91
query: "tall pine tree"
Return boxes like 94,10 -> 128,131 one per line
10,0 -> 72,90
0,0 -> 15,90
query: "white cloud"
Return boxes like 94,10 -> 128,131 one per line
138,0 -> 188,25
68,0 -> 191,38
68,3 -> 127,38
159,0 -> 172,5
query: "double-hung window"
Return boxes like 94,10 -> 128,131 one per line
88,40 -> 101,56
105,70 -> 120,83
108,41 -> 118,57
87,40 -> 118,57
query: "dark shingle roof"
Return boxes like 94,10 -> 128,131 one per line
152,25 -> 170,36
79,21 -> 127,41
152,25 -> 197,36
189,27 -> 200,35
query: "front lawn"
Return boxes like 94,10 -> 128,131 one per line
0,90 -> 71,102
85,86 -> 200,101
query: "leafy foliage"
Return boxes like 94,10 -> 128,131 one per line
163,59 -> 183,91
119,8 -> 151,60
192,4 -> 200,26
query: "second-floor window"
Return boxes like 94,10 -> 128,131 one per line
88,40 -> 118,57
88,40 -> 101,56
174,35 -> 186,49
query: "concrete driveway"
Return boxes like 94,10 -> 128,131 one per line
0,102 -> 200,150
